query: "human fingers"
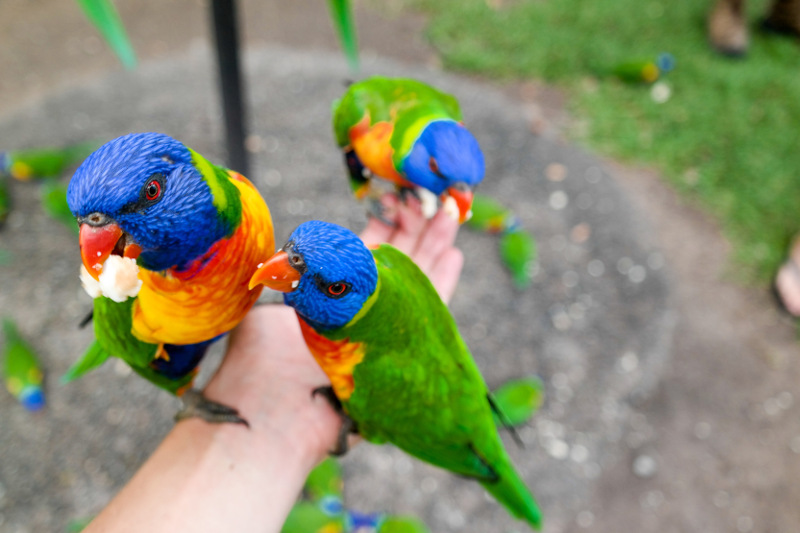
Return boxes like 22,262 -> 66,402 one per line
426,247 -> 464,305
359,195 -> 398,245
386,195 -> 427,254
409,208 -> 460,274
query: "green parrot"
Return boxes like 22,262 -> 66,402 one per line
250,221 -> 542,530
1,141 -> 98,181
332,76 -> 484,224
0,176 -> 9,226
467,194 -> 537,290
41,183 -> 80,236
2,318 -> 45,411
491,377 -> 545,427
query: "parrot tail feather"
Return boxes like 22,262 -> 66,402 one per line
61,341 -> 111,383
480,459 -> 543,530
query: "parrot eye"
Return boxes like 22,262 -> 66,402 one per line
429,157 -> 445,178
145,181 -> 161,201
142,173 -> 165,202
326,281 -> 350,298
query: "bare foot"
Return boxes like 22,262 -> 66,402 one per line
774,237 -> 800,317
708,0 -> 749,56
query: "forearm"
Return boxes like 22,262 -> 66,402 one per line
86,308 -> 341,533
85,420 -> 310,532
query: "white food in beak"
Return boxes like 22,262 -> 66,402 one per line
417,187 -> 439,219
80,256 -> 142,302
80,265 -> 102,299
441,196 -> 460,221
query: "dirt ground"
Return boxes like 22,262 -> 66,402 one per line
1,1 -> 800,532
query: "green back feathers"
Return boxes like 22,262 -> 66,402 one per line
332,77 -> 463,164
187,148 -> 242,237
316,244 -> 543,529
64,297 -> 193,394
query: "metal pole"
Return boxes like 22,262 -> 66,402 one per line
210,0 -> 249,176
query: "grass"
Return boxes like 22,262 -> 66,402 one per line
399,0 -> 800,281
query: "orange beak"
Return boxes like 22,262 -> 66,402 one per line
79,222 -> 141,281
445,185 -> 474,224
249,250 -> 302,292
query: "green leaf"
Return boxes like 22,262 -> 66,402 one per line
75,0 -> 137,69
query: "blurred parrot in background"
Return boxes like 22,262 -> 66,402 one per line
2,319 -> 46,412
64,132 -> 274,425
0,176 -> 9,226
250,221 -> 542,529
0,141 -> 98,181
466,194 -> 537,290
332,77 -> 484,224
41,182 -> 80,236
604,52 -> 675,84
490,377 -> 544,427
282,457 -> 431,533
0,141 -> 98,229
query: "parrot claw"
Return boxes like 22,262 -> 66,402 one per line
397,186 -> 421,203
365,198 -> 397,227
174,389 -> 249,427
312,386 -> 359,456
78,309 -> 94,329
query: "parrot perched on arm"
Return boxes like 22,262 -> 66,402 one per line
332,77 -> 484,224
64,132 -> 274,425
250,221 -> 542,529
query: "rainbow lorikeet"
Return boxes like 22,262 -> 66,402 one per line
332,76 -> 484,224
2,318 -> 46,411
466,193 -> 537,290
250,221 -> 542,529
64,132 -> 274,425
0,141 -> 98,181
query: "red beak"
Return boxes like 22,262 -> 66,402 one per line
445,185 -> 474,224
249,250 -> 302,292
79,221 -> 141,281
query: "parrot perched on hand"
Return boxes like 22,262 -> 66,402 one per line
332,77 -> 484,224
250,221 -> 542,529
64,132 -> 274,424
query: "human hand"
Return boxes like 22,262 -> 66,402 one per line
85,199 -> 465,533
206,194 -> 464,464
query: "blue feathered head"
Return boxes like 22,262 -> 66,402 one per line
67,132 -> 239,273
402,120 -> 484,223
249,221 -> 378,331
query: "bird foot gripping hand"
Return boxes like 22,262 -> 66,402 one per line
174,389 -> 249,427
312,386 -> 359,456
